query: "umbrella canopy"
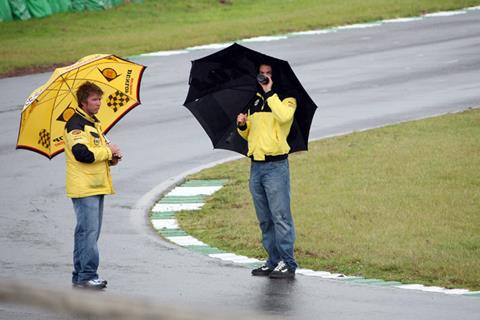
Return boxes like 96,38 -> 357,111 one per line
16,54 -> 146,159
183,43 -> 317,156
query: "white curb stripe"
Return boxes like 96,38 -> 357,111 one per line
166,236 -> 207,246
290,29 -> 334,36
396,284 -> 460,294
383,17 -> 423,23
336,22 -> 382,30
242,35 -> 288,42
186,43 -> 233,51
151,219 -> 178,230
166,186 -> 222,196
152,203 -> 204,212
208,253 -> 240,260
141,50 -> 189,56
228,257 -> 262,264
423,10 -> 467,17
208,253 -> 261,264
443,289 -> 470,295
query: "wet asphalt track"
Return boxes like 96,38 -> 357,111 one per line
1,9 -> 479,320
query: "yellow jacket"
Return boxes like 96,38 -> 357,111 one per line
63,108 -> 114,198
238,91 -> 296,161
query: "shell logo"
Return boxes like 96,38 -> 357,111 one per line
100,68 -> 120,82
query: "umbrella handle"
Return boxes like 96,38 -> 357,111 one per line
103,134 -> 111,144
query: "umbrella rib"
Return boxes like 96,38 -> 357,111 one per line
47,74 -> 75,144
72,77 -> 140,102
57,74 -> 78,111
69,67 -> 81,99
50,75 -> 72,115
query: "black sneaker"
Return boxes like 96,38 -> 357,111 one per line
251,265 -> 274,276
269,261 -> 295,279
73,278 -> 107,290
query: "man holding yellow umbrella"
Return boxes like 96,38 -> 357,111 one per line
66,81 -> 122,289
16,54 -> 145,289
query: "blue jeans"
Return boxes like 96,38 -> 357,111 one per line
249,159 -> 297,271
71,195 -> 104,284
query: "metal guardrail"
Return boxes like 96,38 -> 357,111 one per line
0,279 -> 279,320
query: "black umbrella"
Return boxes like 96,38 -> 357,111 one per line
183,43 -> 317,156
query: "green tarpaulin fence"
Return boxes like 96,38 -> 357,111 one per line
9,0 -> 31,20
0,0 -> 13,21
1,0 -> 142,21
57,0 -> 72,12
27,0 -> 52,18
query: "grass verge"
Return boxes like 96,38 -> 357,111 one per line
178,108 -> 480,290
2,0 -> 480,76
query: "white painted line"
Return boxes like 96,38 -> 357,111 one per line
443,289 -> 470,295
187,43 -> 233,51
423,10 -> 466,17
297,269 -> 332,277
229,257 -> 262,264
207,253 -> 260,264
151,219 -> 178,230
316,273 -> 346,279
152,203 -> 204,212
397,284 -> 426,290
290,29 -> 335,36
242,35 -> 288,42
396,284 -> 453,293
295,268 -> 315,275
417,286 -> 450,293
336,22 -> 382,30
208,253 -> 239,260
383,17 -> 423,23
466,6 -> 480,11
167,186 -> 222,196
141,50 -> 189,57
166,236 -> 206,246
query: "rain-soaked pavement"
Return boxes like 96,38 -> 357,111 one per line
1,8 -> 480,320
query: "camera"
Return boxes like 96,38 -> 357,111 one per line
256,74 -> 269,85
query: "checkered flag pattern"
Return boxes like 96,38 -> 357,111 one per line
38,129 -> 50,148
107,91 -> 130,112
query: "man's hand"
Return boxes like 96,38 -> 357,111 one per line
260,75 -> 273,93
108,144 -> 122,160
237,113 -> 247,126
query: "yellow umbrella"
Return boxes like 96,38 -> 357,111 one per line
16,54 -> 146,159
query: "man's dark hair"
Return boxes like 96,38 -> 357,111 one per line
76,82 -> 103,107
258,63 -> 272,70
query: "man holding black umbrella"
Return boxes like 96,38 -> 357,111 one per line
237,63 -> 298,279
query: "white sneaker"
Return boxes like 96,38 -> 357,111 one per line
269,261 -> 295,279
74,278 -> 107,289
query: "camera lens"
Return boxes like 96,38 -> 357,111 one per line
256,74 -> 269,84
